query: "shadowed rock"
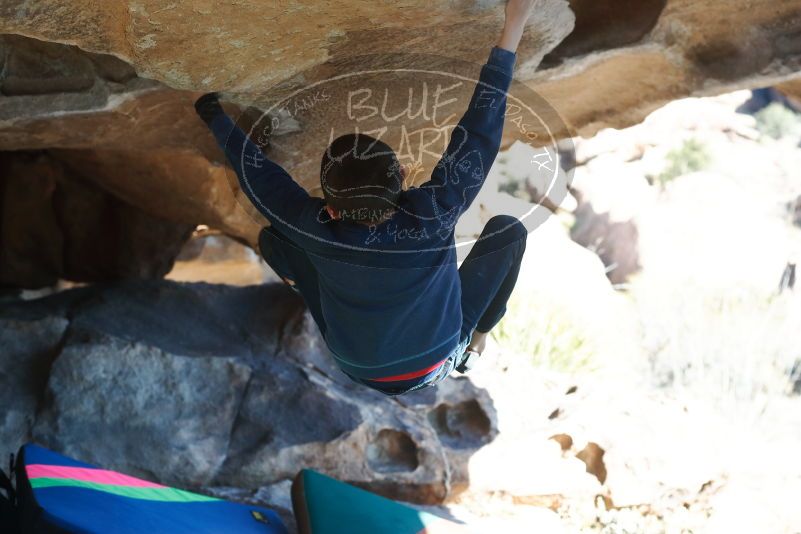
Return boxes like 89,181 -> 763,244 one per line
428,399 -> 493,450
576,442 -> 607,485
0,279 -> 497,505
367,429 -> 421,474
0,151 -> 194,288
571,202 -> 641,285
0,317 -> 68,461
541,0 -> 667,67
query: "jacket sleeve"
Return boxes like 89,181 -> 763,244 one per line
206,112 -> 316,227
415,46 -> 516,219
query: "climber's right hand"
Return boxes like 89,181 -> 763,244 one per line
504,0 -> 536,26
497,0 -> 535,52
194,92 -> 225,124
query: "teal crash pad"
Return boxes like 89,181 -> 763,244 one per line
291,469 -> 469,534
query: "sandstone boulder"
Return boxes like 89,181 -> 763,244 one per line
167,232 -> 278,286
570,201 -> 641,285
2,0 -> 800,136
1,2 -> 800,284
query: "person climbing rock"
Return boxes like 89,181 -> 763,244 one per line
194,0 -> 534,396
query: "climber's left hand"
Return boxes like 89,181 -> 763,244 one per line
194,92 -> 225,124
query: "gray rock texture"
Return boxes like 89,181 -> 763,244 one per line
0,279 -> 497,505
0,316 -> 68,461
33,331 -> 251,487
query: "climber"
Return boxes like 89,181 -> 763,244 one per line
194,0 -> 534,396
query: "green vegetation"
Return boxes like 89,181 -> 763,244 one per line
657,138 -> 711,187
632,281 -> 801,409
497,169 -> 532,201
754,103 -> 801,140
493,296 -> 595,372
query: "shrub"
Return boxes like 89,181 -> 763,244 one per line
754,102 -> 800,140
497,170 -> 533,201
493,296 -> 595,372
657,138 -> 711,186
633,281 -> 801,413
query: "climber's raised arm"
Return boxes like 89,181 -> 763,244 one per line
497,0 -> 532,53
411,0 -> 534,216
194,93 -> 317,226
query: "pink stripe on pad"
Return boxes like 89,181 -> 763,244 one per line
26,464 -> 166,489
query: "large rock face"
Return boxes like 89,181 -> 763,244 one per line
34,331 -> 253,487
0,150 -> 194,288
0,280 -> 497,506
2,0 -> 800,131
0,1 -> 573,93
1,1 -> 801,287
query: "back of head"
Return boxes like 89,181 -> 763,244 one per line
320,133 -> 402,223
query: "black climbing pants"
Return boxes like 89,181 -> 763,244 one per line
457,214 -> 527,340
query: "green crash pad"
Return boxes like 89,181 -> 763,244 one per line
291,470 -> 469,534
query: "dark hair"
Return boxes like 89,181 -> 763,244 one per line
320,133 -> 402,222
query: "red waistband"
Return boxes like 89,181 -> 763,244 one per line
369,358 -> 448,383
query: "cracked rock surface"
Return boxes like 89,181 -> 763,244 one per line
0,280 -> 498,506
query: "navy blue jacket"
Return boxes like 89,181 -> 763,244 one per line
207,46 -> 516,380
